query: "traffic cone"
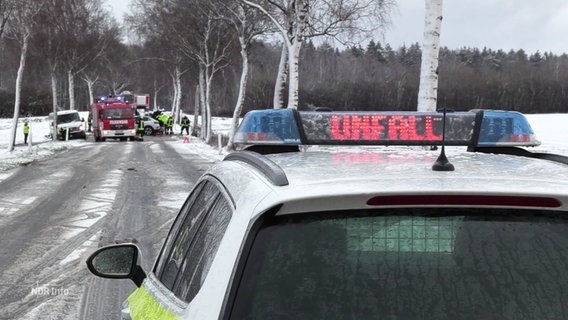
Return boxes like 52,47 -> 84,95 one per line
183,136 -> 190,143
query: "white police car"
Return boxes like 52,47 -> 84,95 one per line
87,108 -> 568,320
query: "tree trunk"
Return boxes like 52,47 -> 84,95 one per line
192,85 -> 199,136
287,0 -> 307,109
417,0 -> 443,112
7,30 -> 29,152
84,77 -> 95,105
273,45 -> 288,109
51,69 -> 59,139
68,69 -> 75,110
227,34 -> 250,151
287,41 -> 302,109
198,65 -> 207,140
204,66 -> 213,144
174,66 -> 182,125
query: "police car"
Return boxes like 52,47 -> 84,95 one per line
86,108 -> 568,320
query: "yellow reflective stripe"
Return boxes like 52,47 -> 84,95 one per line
128,285 -> 179,320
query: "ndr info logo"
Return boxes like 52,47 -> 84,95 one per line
31,282 -> 70,296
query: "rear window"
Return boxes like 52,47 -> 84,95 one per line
230,208 -> 568,320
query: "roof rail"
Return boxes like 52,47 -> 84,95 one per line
469,146 -> 568,166
223,151 -> 289,186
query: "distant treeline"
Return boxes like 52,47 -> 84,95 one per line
1,40 -> 567,117
240,41 -> 568,115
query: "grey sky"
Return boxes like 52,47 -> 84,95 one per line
106,0 -> 568,55
385,0 -> 568,55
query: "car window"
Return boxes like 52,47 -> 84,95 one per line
153,179 -> 233,302
154,181 -> 217,289
229,208 -> 568,320
172,197 -> 232,302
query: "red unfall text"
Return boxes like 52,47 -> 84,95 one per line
330,114 -> 443,141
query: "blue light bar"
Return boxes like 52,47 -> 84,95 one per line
233,109 -> 540,147
234,109 -> 302,144
476,110 -> 540,147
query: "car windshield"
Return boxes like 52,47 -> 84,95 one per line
57,113 -> 81,124
230,208 -> 568,320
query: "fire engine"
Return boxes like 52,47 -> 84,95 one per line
90,95 -> 137,142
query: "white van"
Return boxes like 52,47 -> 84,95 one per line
49,110 -> 86,140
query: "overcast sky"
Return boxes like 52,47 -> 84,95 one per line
106,0 -> 568,55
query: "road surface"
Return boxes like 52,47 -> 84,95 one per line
0,135 -> 216,319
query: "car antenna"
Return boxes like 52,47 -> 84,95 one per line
432,107 -> 455,171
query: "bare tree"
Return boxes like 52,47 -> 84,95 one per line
244,0 -> 395,109
417,0 -> 443,112
215,1 -> 269,150
5,0 -> 43,151
60,0 -> 120,110
128,0 -> 233,143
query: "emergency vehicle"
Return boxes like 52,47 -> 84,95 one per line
87,108 -> 568,319
90,95 -> 137,142
48,110 -> 86,140
120,91 -> 151,117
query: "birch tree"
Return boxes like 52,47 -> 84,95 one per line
5,0 -> 43,151
417,0 -> 443,112
216,2 -> 269,150
244,0 -> 395,109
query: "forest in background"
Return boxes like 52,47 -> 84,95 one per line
2,38 -> 567,118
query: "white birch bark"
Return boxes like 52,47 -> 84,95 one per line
173,66 -> 182,125
204,65 -> 213,144
170,79 -> 177,115
417,0 -> 443,112
81,74 -> 98,106
50,70 -> 58,139
193,85 -> 199,136
273,44 -> 288,109
286,0 -> 308,109
68,70 -> 75,110
227,31 -> 250,150
198,65 -> 207,140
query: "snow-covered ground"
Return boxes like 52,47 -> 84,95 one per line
0,112 -> 234,178
1,112 -> 568,177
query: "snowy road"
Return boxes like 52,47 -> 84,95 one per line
0,136 -> 217,319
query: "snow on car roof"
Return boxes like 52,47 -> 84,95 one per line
262,148 -> 568,193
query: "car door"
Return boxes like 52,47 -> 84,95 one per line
127,177 -> 233,319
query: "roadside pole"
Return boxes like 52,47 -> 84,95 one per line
27,124 -> 32,151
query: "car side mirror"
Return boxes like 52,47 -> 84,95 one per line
82,118 -> 85,122
86,243 -> 146,287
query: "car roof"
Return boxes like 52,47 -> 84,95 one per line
55,110 -> 79,115
212,146 -> 568,220
211,108 -> 568,220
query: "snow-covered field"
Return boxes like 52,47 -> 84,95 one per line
0,112 -> 234,176
1,112 -> 568,176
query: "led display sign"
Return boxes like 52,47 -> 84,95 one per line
300,112 -> 476,145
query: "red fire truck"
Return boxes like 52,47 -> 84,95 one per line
90,95 -> 137,142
